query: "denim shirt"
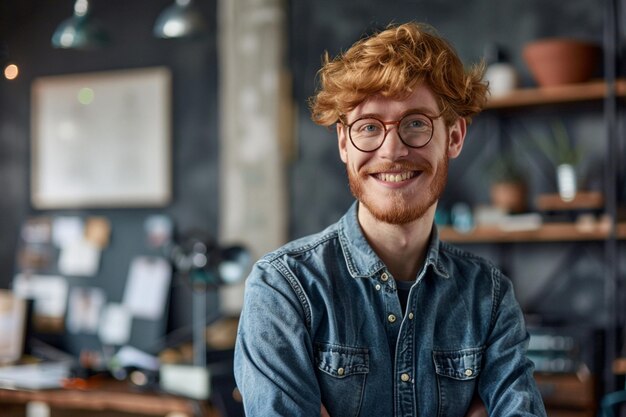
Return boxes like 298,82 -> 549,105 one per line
234,202 -> 547,417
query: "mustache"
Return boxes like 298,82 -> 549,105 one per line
362,160 -> 430,174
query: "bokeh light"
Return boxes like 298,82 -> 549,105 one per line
78,87 -> 95,105
4,64 -> 19,80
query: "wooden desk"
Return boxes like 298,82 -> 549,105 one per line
535,373 -> 597,417
0,379 -> 218,417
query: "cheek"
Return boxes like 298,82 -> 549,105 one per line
343,150 -> 365,171
346,159 -> 361,177
431,138 -> 451,163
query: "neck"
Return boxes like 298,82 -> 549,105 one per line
358,202 -> 436,281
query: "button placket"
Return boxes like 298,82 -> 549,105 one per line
394,275 -> 419,416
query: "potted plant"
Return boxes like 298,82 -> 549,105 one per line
529,120 -> 581,202
487,151 -> 528,213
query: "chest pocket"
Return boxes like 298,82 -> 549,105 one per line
432,347 -> 484,417
315,342 -> 369,417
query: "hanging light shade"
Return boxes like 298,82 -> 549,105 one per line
153,0 -> 207,39
52,0 -> 109,49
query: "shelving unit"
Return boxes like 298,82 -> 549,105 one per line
486,79 -> 626,109
440,222 -> 626,243
444,82 -> 625,245
441,188 -> 624,243
444,16 -> 625,402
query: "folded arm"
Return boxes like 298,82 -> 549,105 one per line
478,270 -> 547,416
234,260 -> 322,416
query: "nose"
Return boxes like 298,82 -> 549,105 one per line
378,125 -> 409,159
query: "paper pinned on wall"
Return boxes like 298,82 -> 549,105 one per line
52,216 -> 84,248
58,239 -> 101,277
18,217 -> 54,271
144,215 -> 173,248
122,257 -> 171,320
85,216 -> 111,249
17,243 -> 53,271
98,303 -> 132,346
13,274 -> 68,320
67,287 -> 106,334
21,217 -> 52,244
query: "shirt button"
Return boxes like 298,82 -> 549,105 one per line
401,373 -> 410,382
464,369 -> 473,377
387,314 -> 396,323
408,312 -> 414,320
381,272 -> 389,282
337,368 -> 345,376
375,284 -> 381,291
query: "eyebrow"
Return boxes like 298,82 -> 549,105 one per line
348,107 -> 440,123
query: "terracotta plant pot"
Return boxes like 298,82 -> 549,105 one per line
490,181 -> 528,213
523,39 -> 601,87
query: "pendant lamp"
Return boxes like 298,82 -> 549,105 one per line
153,0 -> 207,39
52,0 -> 109,49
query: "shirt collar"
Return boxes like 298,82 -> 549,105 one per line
338,201 -> 450,280
425,223 -> 450,279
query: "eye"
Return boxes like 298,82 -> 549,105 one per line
401,114 -> 432,131
362,123 -> 380,132
408,120 -> 426,128
352,118 -> 383,136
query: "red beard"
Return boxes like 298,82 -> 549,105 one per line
347,154 -> 449,225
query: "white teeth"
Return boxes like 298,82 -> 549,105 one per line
379,172 -> 415,182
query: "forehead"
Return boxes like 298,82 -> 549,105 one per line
349,84 -> 440,118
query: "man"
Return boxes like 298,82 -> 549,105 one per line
234,22 -> 547,417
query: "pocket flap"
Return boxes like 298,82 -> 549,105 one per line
315,343 -> 369,378
432,347 -> 484,381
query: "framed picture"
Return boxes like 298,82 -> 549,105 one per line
31,67 -> 171,209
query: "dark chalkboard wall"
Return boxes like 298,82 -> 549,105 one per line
0,0 -> 220,353
0,0 -> 614,354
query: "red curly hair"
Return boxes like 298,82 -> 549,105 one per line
309,22 -> 488,127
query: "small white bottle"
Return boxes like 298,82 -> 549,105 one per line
483,44 -> 518,97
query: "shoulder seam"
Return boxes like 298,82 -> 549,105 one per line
267,257 -> 313,331
261,230 -> 339,263
490,267 -> 502,329
440,241 -> 496,267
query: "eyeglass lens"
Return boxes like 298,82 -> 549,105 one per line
349,113 -> 434,151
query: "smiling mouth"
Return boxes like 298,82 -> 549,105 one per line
374,171 -> 419,183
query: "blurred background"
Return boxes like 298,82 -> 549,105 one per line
0,0 -> 625,416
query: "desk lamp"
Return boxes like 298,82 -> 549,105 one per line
161,234 -> 249,399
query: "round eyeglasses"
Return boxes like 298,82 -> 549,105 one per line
343,112 -> 440,152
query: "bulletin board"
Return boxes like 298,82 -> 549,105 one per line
30,67 -> 172,209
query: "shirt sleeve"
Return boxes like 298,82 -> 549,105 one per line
478,269 -> 548,417
234,259 -> 322,416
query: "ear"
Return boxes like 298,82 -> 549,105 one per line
337,123 -> 348,163
447,117 -> 467,159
